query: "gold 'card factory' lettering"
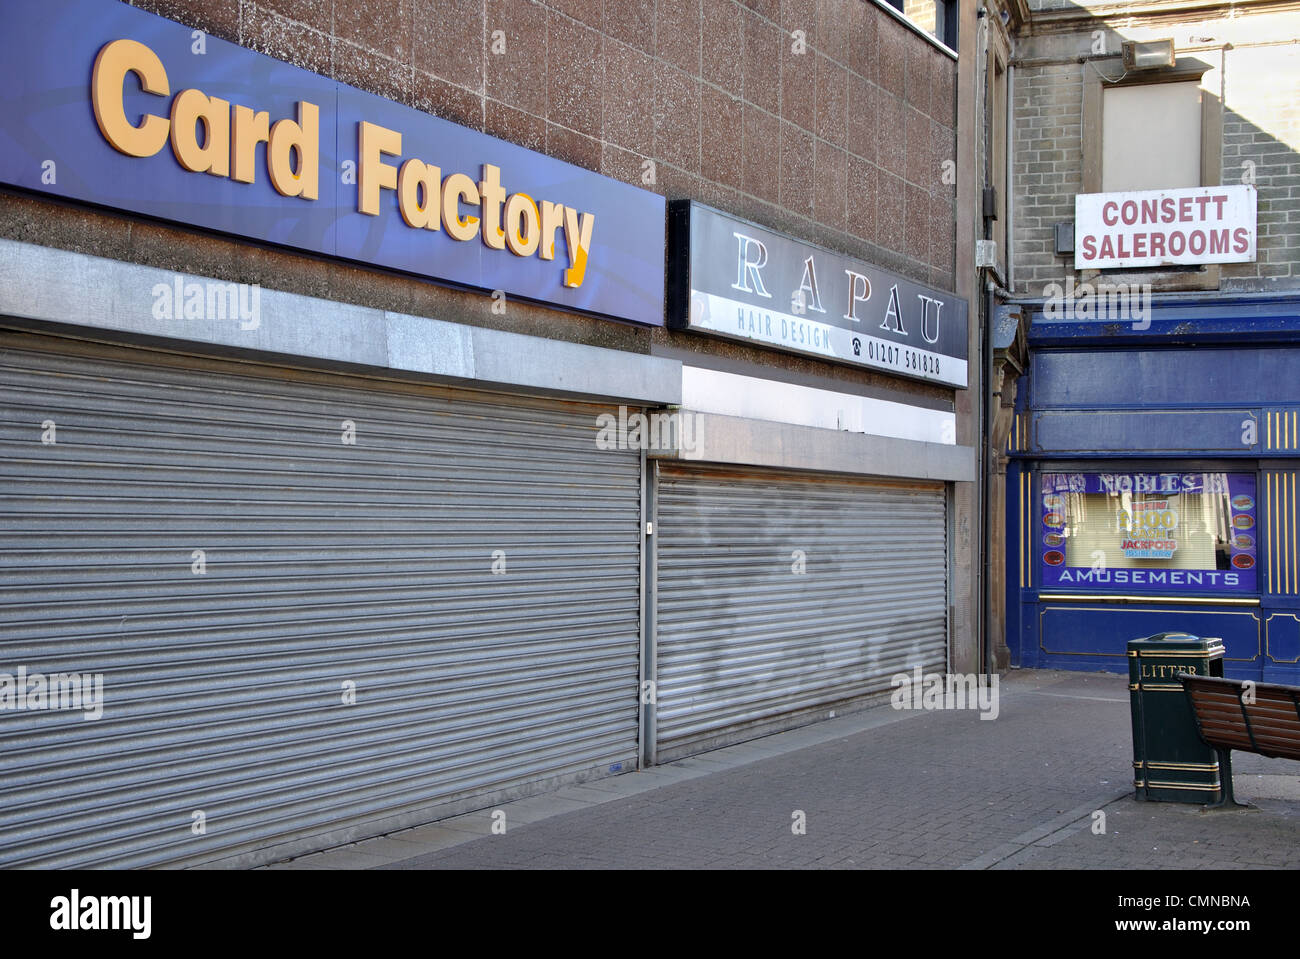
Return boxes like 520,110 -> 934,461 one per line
89,38 -> 596,288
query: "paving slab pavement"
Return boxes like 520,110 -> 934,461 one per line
257,669 -> 1300,870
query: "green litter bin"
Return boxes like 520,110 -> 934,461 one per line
1128,632 -> 1226,804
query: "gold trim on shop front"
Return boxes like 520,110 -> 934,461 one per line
1268,471 -> 1274,593
1265,612 -> 1300,665
1264,470 -> 1299,596
1037,594 -> 1260,606
1021,471 -> 1028,589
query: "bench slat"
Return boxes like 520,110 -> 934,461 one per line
1180,675 -> 1300,764
1195,725 -> 1300,756
1190,702 -> 1300,724
1190,701 -> 1300,722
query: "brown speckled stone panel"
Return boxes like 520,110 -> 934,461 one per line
875,13 -> 905,100
876,92 -> 907,181
485,0 -> 548,117
652,162 -> 703,202
133,0 -> 240,43
847,154 -> 876,242
813,141 -> 847,233
780,34 -> 816,133
603,0 -> 656,56
815,53 -> 846,148
255,0 -> 332,35
601,141 -> 649,187
846,72 -> 876,164
545,122 -> 601,172
242,7 -> 332,78
904,34 -> 932,120
414,72 -> 483,128
600,38 -> 660,157
701,87 -> 745,190
547,12 -> 604,138
930,192 -> 954,276
550,0 -> 602,30
779,0 -> 816,44
701,0 -> 745,99
815,0 -> 847,66
904,180 -> 929,264
657,0 -> 702,76
847,0 -> 875,84
876,169 -> 905,254
485,99 -> 545,152
336,0 -> 413,64
602,38 -> 657,155
742,9 -> 781,117
694,170 -> 738,210
739,0 -> 778,21
654,62 -> 702,174
413,0 -> 484,92
779,120 -> 814,218
334,40 -> 411,107
930,55 -> 955,125
930,119 -> 954,193
905,105 -> 932,189
742,104 -> 781,206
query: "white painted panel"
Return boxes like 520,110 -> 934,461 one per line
681,366 -> 957,444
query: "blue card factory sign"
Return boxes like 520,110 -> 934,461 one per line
669,202 -> 968,387
0,0 -> 666,326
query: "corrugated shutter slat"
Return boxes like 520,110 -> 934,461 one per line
0,335 -> 642,868
654,463 -> 947,759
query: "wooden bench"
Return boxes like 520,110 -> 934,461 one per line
1179,674 -> 1300,807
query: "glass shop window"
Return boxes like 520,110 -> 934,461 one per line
1039,471 -> 1257,594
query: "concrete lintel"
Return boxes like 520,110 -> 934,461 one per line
0,238 -> 681,407
652,411 -> 976,482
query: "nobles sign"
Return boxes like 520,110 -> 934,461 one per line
0,0 -> 665,326
668,202 -> 969,388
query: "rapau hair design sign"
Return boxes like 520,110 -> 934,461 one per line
668,201 -> 968,388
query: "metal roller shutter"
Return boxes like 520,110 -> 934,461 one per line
0,332 -> 642,868
654,462 -> 947,760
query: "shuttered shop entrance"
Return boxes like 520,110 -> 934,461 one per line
653,463 -> 947,761
0,331 -> 642,868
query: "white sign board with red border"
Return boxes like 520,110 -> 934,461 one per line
1075,185 -> 1256,270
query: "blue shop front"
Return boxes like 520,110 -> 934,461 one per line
1005,293 -> 1300,684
